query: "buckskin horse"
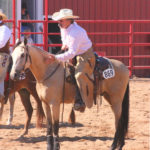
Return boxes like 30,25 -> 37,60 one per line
10,39 -> 129,150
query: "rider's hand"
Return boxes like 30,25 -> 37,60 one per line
45,54 -> 56,64
61,45 -> 68,51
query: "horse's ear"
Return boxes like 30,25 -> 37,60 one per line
15,38 -> 20,44
24,37 -> 28,46
14,38 -> 22,49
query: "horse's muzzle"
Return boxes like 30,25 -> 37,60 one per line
10,70 -> 21,81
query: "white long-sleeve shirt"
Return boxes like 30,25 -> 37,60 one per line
55,22 -> 92,62
0,24 -> 11,48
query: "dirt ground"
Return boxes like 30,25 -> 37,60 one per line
0,79 -> 150,150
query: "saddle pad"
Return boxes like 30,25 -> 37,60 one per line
95,56 -> 115,79
102,57 -> 115,79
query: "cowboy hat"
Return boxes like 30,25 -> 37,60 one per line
52,9 -> 79,21
0,10 -> 7,20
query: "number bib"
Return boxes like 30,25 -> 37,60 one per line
103,68 -> 115,79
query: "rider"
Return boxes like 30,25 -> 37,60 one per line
49,8 -> 95,111
0,11 -> 11,101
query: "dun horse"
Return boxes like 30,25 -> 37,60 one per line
10,40 -> 129,150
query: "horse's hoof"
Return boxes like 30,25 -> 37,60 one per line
109,146 -> 116,150
47,145 -> 53,150
54,143 -> 60,150
54,139 -> 60,150
47,135 -> 53,150
18,130 -> 28,138
6,120 -> 12,125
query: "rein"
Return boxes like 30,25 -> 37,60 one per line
43,63 -> 60,82
20,45 -> 32,71
26,46 -> 32,65
61,62 -> 66,123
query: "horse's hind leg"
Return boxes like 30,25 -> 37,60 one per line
7,93 -> 15,125
0,99 -> 4,121
68,107 -> 75,125
18,88 -> 33,136
28,86 -> 45,128
110,84 -> 129,150
110,100 -> 122,150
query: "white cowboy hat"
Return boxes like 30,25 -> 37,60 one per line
0,10 -> 7,20
52,9 -> 79,21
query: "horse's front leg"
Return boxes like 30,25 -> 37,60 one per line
18,89 -> 33,137
0,98 -> 4,121
42,101 -> 53,150
52,104 -> 60,150
28,86 -> 45,128
68,107 -> 75,125
7,93 -> 15,125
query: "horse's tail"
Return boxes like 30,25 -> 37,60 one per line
112,83 -> 129,149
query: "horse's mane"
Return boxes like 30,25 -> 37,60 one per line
13,40 -> 49,56
30,45 -> 52,57
14,41 -> 56,64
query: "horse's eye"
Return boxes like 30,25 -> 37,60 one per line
21,54 -> 25,58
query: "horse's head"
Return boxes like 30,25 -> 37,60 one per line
10,38 -> 31,80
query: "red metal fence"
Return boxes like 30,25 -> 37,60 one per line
8,0 -> 150,77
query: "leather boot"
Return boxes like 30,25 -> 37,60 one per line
73,85 -> 86,112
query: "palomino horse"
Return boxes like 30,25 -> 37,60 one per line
10,39 -> 129,150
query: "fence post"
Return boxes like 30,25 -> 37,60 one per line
18,20 -> 21,40
44,0 -> 48,51
12,0 -> 16,45
129,23 -> 133,77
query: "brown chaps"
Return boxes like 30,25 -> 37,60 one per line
75,47 -> 95,108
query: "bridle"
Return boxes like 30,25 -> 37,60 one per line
43,63 -> 60,82
18,45 -> 32,72
16,44 -> 61,82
